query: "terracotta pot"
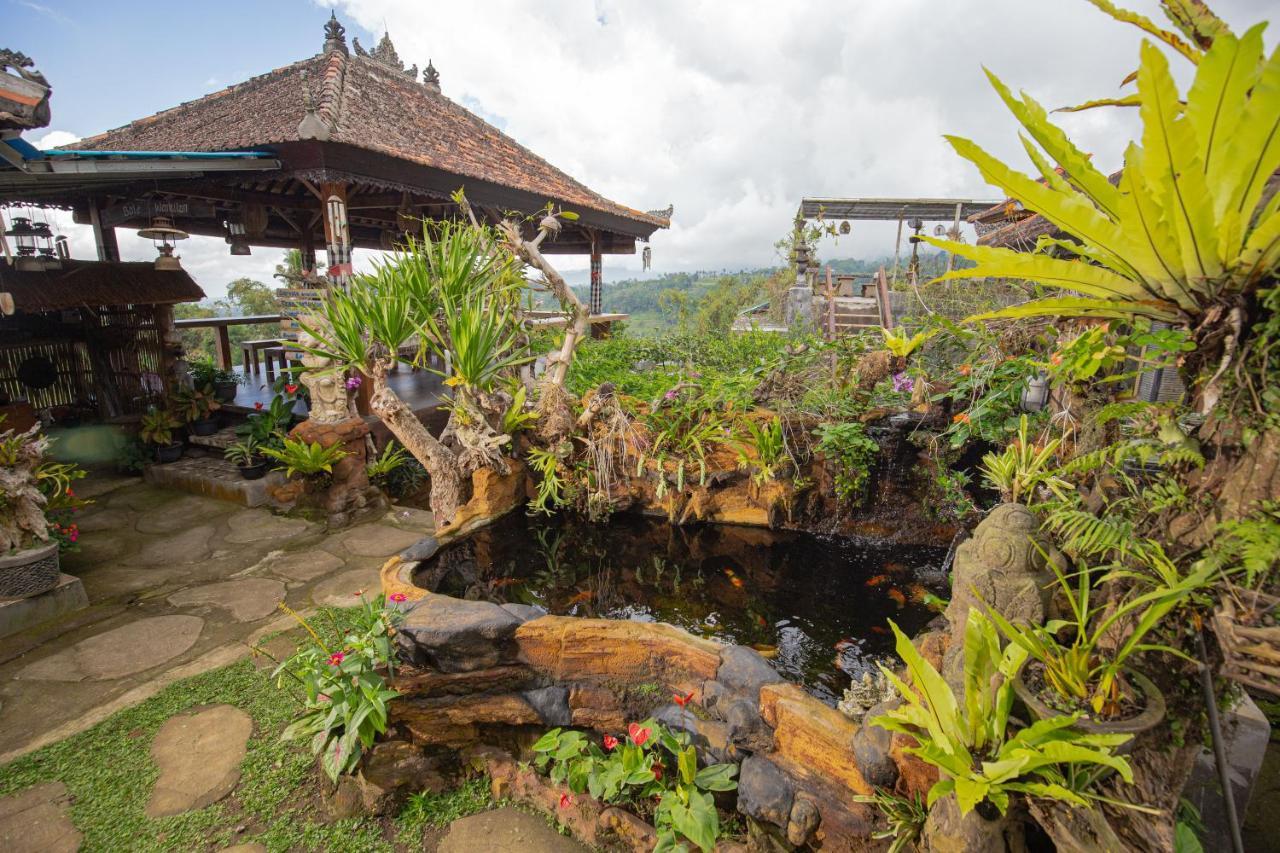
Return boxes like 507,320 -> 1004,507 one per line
0,541 -> 60,599
155,441 -> 184,464
1012,662 -> 1166,742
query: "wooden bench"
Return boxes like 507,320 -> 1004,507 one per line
241,339 -> 282,373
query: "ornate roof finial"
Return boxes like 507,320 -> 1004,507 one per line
323,11 -> 348,55
423,60 -> 440,94
296,68 -> 332,140
371,32 -> 403,70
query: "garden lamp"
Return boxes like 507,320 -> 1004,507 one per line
225,218 -> 251,256
1020,374 -> 1050,412
138,216 -> 188,270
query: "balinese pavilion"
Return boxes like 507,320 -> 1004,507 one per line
0,13 -> 669,418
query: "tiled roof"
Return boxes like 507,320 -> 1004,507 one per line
70,48 -> 667,232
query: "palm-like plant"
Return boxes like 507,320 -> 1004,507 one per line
923,27 -> 1280,411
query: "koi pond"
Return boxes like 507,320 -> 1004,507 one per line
414,511 -> 949,705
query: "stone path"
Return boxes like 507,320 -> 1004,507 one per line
146,704 -> 253,817
436,807 -> 588,853
0,474 -> 434,762
0,782 -> 81,853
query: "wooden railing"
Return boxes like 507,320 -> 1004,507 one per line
174,314 -> 283,369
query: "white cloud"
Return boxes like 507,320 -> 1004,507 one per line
25,0 -> 1278,295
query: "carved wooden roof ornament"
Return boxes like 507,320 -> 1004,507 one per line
423,60 -> 440,94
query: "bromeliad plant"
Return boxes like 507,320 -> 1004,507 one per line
0,421 -> 87,553
261,436 -> 349,479
735,415 -> 787,485
923,26 -> 1280,413
532,717 -> 738,852
273,594 -> 406,781
979,415 -> 1072,504
871,612 -> 1135,818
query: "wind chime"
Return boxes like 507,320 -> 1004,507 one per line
641,242 -> 652,271
325,194 -> 352,286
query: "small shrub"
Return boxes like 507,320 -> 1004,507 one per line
814,421 -> 879,502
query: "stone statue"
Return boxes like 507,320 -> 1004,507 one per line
297,327 -> 350,425
942,503 -> 1058,689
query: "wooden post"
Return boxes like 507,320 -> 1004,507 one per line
89,201 -> 120,262
213,324 -> 233,370
589,232 -> 604,339
299,227 -> 317,274
876,267 -> 895,330
945,201 -> 963,274
824,266 -> 836,340
891,212 -> 904,288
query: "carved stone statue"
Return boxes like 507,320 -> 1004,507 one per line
942,503 -> 1058,689
297,327 -> 350,425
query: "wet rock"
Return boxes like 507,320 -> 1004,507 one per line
522,685 -> 571,727
399,535 -> 439,562
724,697 -> 771,753
501,602 -> 546,623
786,795 -> 822,846
852,701 -> 899,789
717,645 -> 782,699
653,704 -> 736,763
146,705 -> 252,817
737,755 -> 794,827
701,679 -> 727,715
397,596 -> 521,672
759,683 -> 868,799
357,739 -> 448,815
569,683 -> 627,731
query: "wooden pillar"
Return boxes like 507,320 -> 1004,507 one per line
213,324 -> 233,370
945,201 -> 963,275
321,182 -> 351,288
891,213 -> 904,288
89,201 -> 120,262
299,226 -> 317,274
589,232 -> 603,316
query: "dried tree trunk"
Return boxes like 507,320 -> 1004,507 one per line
366,354 -> 464,524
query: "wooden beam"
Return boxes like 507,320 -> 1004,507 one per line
88,200 -> 120,262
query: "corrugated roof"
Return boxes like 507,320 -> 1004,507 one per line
68,46 -> 668,232
0,260 -> 205,312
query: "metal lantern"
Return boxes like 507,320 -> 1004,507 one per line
5,216 -> 38,256
1020,374 -> 1050,412
5,216 -> 58,270
137,216 -> 189,270
225,219 -> 251,256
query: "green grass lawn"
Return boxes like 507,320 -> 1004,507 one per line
0,609 -> 493,852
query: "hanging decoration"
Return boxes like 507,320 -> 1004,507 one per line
642,244 -> 652,271
137,216 -> 188,270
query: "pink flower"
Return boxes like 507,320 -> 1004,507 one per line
892,372 -> 914,393
603,735 -> 619,751
628,723 -> 651,746
389,592 -> 407,603
559,793 -> 574,809
327,651 -> 346,666
345,376 -> 362,391
664,389 -> 677,400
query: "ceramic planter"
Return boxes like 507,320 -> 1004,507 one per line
0,541 -> 60,598
238,459 -> 269,480
190,418 -> 219,437
154,441 -> 184,464
1012,662 -> 1166,742
213,380 -> 238,403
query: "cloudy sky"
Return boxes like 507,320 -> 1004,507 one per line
6,0 -> 1275,299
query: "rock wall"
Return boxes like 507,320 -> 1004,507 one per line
385,578 -> 937,850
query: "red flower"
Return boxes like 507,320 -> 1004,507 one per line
353,589 -> 364,597
559,793 -> 574,810
254,402 -> 264,411
327,651 -> 346,666
285,384 -> 299,394
628,723 -> 651,746
652,761 -> 665,781
952,412 -> 970,424
673,691 -> 694,708
603,735 -> 619,751
958,364 -> 971,377
389,592 -> 407,603
1050,353 -> 1063,366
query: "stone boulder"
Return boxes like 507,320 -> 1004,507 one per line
397,595 -> 521,672
717,645 -> 783,699
737,755 -> 794,827
356,739 -> 449,815
851,700 -> 899,789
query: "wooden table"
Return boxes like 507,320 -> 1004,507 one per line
240,339 -> 283,373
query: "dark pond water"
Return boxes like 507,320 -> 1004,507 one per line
414,511 -> 948,705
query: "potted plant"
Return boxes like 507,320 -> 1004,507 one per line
190,358 -> 242,403
173,384 -> 222,436
260,435 -> 349,481
0,422 -> 86,598
140,407 -> 184,463
984,548 -> 1213,739
869,613 -> 1133,851
224,437 -> 269,480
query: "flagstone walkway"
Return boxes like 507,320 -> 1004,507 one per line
0,472 -> 433,763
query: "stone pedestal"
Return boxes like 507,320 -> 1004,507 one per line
0,573 -> 87,640
290,416 -> 386,528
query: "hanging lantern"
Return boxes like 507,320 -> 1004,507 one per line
642,244 -> 652,271
5,216 -> 58,270
137,216 -> 189,270
240,203 -> 268,239
224,218 -> 251,256
1020,374 -> 1050,412
839,220 -> 851,235
5,216 -> 38,257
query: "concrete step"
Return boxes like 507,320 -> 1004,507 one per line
143,452 -> 284,507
